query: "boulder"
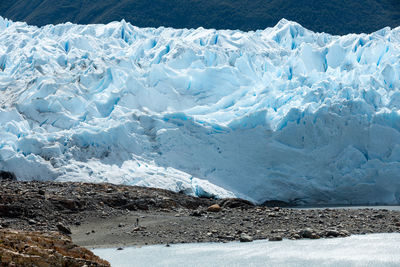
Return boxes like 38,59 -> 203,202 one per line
269,235 -> 283,241
299,228 -> 314,238
326,229 -> 340,237
207,204 -> 222,212
239,233 -> 253,242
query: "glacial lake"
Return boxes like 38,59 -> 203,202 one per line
93,233 -> 400,267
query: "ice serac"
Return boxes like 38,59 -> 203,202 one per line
0,16 -> 400,205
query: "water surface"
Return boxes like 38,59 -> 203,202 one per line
93,233 -> 400,267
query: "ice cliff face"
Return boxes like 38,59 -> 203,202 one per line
1,17 -> 400,205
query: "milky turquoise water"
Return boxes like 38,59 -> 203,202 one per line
93,233 -> 400,267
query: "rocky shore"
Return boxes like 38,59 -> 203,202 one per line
0,179 -> 399,250
0,229 -> 109,266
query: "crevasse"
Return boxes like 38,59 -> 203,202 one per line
0,17 -> 400,205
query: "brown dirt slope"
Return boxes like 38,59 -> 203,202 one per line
0,229 -> 109,266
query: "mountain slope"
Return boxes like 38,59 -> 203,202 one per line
0,0 -> 399,35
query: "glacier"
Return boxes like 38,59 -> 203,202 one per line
0,16 -> 400,205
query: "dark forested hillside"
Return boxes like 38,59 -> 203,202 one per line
0,0 -> 399,34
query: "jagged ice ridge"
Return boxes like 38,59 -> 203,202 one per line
0,17 -> 400,204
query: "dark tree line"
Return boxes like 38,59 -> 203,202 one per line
1,0 -> 399,35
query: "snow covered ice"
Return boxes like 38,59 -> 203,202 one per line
0,16 -> 400,204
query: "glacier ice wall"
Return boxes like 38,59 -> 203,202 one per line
1,17 -> 400,204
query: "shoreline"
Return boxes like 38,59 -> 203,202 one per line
0,180 -> 399,249
92,233 -> 400,267
91,232 -> 400,249
72,206 -> 400,249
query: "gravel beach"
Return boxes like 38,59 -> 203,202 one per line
0,180 -> 399,249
